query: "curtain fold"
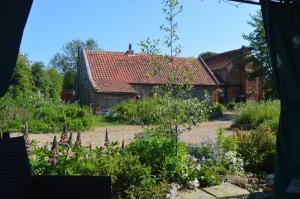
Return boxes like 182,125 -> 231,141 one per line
261,1 -> 300,198
0,1 -> 33,97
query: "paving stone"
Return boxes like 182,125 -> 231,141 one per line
179,189 -> 216,199
202,183 -> 250,198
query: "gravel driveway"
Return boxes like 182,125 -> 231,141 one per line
25,112 -> 234,148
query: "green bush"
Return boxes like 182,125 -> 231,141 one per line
197,169 -> 222,187
127,135 -> 197,185
108,95 -> 223,125
30,141 -> 168,199
187,137 -> 244,187
236,129 -> 276,174
107,98 -> 159,125
217,128 -> 238,153
226,100 -> 237,110
208,102 -> 226,120
0,94 -> 95,133
235,100 -> 280,130
257,117 -> 279,132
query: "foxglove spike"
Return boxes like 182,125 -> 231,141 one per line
49,136 -> 58,165
121,139 -> 125,150
63,123 -> 68,133
68,132 -> 73,146
60,123 -> 68,145
23,123 -> 30,153
75,132 -> 82,147
51,136 -> 57,151
104,128 -> 110,147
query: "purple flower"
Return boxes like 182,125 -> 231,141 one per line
75,132 -> 82,147
104,128 -> 110,147
176,127 -> 183,134
200,140 -> 208,147
67,132 -> 73,146
201,156 -> 206,161
187,154 -> 197,162
213,143 -> 219,148
121,139 -> 125,150
49,136 -> 58,165
60,123 -> 68,146
22,123 -> 30,153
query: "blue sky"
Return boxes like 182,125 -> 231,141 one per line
20,0 -> 259,65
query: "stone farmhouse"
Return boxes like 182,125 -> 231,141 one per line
76,46 -> 219,113
76,46 -> 262,113
203,48 -> 263,102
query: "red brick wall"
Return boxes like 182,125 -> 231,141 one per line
227,85 -> 243,101
61,91 -> 75,103
245,77 -> 263,101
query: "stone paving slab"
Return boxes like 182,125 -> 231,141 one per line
203,183 -> 250,198
179,189 -> 217,199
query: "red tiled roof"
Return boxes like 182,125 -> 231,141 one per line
203,49 -> 242,71
84,49 -> 218,93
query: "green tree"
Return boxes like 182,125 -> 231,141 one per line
199,51 -> 217,59
243,11 -> 276,99
139,0 -> 209,154
31,62 -> 50,97
47,67 -> 63,101
9,54 -> 33,97
50,38 -> 100,90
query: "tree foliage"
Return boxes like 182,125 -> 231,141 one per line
199,51 -> 217,59
31,62 -> 50,97
50,39 -> 100,90
243,11 -> 276,99
6,54 -> 63,101
138,0 -> 211,154
9,54 -> 34,97
46,67 -> 63,101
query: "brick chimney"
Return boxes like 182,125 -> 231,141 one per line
125,44 -> 134,55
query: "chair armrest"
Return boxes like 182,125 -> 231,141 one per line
31,176 -> 111,199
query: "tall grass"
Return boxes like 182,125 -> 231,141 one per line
235,100 -> 280,130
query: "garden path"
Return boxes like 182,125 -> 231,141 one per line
27,111 -> 235,147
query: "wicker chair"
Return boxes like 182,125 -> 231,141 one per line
0,135 -> 112,199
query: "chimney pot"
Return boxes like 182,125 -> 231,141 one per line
125,43 -> 134,55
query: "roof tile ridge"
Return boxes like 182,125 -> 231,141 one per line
84,49 -> 199,60
198,56 -> 219,86
203,48 -> 242,60
82,49 -> 99,91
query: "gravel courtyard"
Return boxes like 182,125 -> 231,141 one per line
27,112 -> 234,148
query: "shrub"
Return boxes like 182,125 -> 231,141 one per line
208,102 -> 226,120
235,100 -> 280,130
126,135 -> 197,185
226,100 -> 237,110
235,129 -> 276,174
0,94 -> 95,133
30,140 -> 168,199
257,117 -> 279,133
108,98 -> 159,125
187,138 -> 244,187
197,169 -> 222,187
217,128 -> 238,153
108,95 -> 223,126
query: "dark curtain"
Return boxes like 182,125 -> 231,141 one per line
0,1 -> 33,97
261,1 -> 300,198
